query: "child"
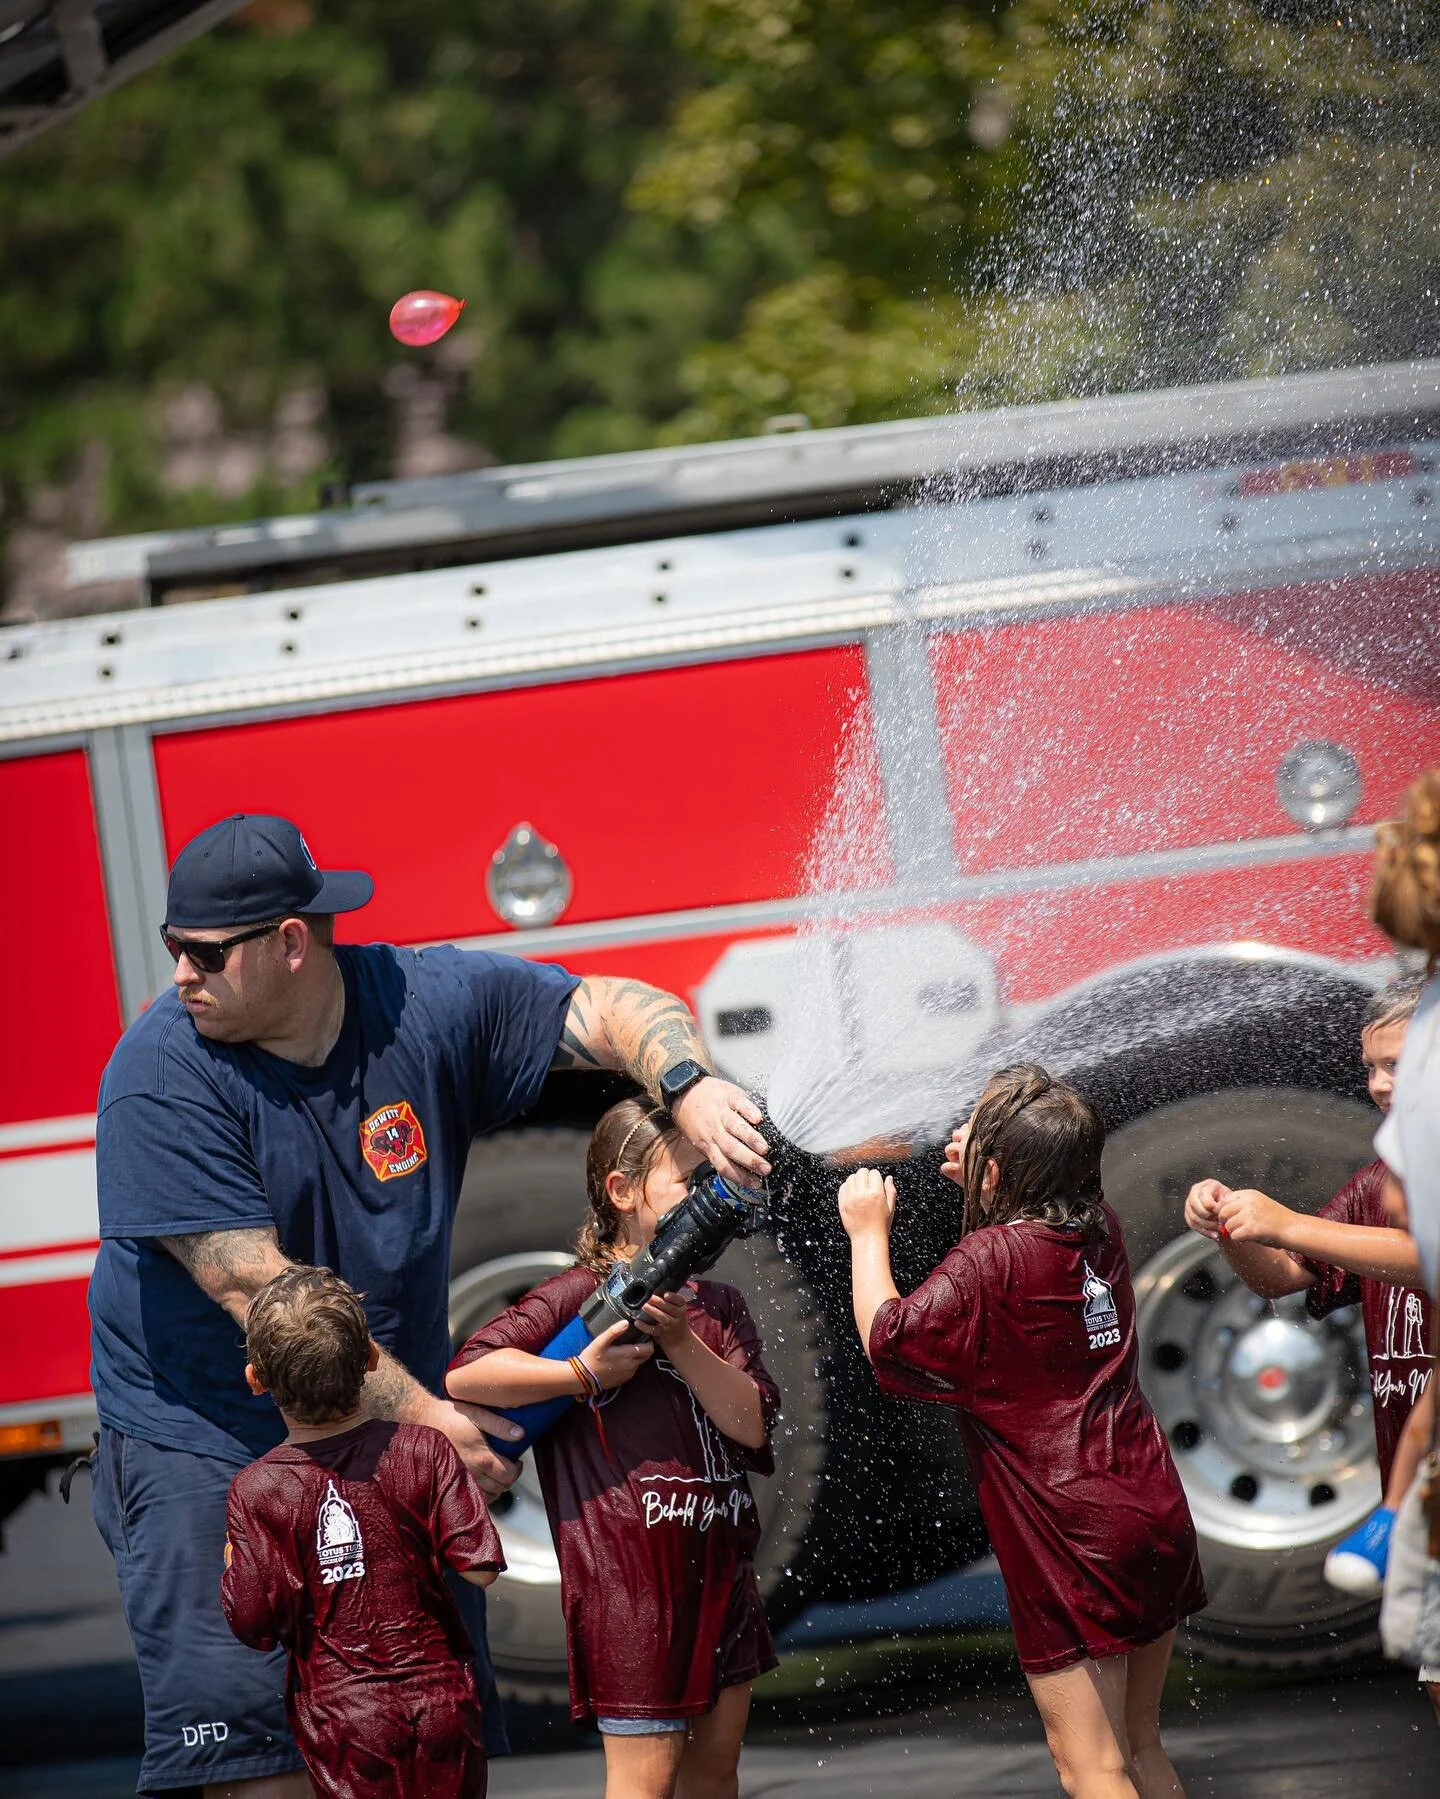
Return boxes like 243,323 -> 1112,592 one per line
839,1064 -> 1204,1799
446,1098 -> 779,1799
220,1267 -> 504,1799
1183,972 -> 1430,1593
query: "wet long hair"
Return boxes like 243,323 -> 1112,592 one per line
576,1098 -> 685,1275
960,1063 -> 1107,1242
1372,769 -> 1440,973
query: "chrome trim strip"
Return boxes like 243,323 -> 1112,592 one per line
864,624 -> 956,889
63,358 -> 1440,588
88,725 -> 173,1019
449,824 -> 1379,959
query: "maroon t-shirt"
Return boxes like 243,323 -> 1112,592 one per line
869,1202 -> 1206,1674
221,1419 -> 504,1799
1297,1159 -> 1433,1490
450,1267 -> 780,1722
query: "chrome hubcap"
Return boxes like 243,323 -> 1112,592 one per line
1134,1233 -> 1378,1550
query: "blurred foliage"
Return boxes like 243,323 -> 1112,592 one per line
1,0 -> 1437,556
638,0 -> 1440,439
0,0 -> 788,542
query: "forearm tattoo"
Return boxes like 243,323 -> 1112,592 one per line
362,1350 -> 425,1422
159,1226 -> 291,1324
551,976 -> 709,1097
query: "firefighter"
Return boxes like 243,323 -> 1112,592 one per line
87,811 -> 768,1799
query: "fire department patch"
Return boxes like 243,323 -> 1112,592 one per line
360,1101 -> 428,1182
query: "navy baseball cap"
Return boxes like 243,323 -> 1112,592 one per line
164,814 -> 374,929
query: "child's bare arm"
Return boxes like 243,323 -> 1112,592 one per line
457,1567 -> 499,1587
1186,1180 -> 1313,1298
1217,1187 -> 1421,1287
446,1322 -> 651,1407
1386,1384 -> 1436,1509
837,1169 -> 901,1350
637,1293 -> 767,1448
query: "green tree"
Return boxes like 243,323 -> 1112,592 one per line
634,0 -> 1440,440
0,0 -> 783,594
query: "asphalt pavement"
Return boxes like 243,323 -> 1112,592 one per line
4,1477 -> 1440,1796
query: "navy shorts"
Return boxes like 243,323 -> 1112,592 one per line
93,1429 -> 509,1794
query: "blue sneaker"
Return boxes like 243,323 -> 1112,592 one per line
1324,1506 -> 1396,1594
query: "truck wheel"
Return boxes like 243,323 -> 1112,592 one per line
448,1127 -> 827,1704
1107,1088 -> 1385,1667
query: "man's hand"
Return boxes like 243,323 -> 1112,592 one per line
671,1076 -> 770,1183
636,1289 -> 696,1355
420,1394 -> 525,1498
580,1319 -> 655,1390
1217,1188 -> 1298,1249
838,1168 -> 898,1239
1184,1179 -> 1230,1241
550,978 -> 770,1180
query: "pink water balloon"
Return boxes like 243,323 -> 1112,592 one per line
389,290 -> 466,347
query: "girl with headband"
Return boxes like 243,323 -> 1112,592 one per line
446,1097 -> 779,1799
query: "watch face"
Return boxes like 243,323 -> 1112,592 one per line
661,1061 -> 706,1105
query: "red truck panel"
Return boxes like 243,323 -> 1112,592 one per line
953,850 -> 1388,1006
153,648 -> 889,945
0,1272 -> 91,1404
931,569 -> 1440,875
0,751 -> 121,1126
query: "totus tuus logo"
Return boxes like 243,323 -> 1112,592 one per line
1082,1262 -> 1120,1351
316,1479 -> 366,1587
360,1100 -> 428,1181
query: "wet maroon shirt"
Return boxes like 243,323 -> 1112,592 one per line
1297,1159 -> 1433,1490
450,1267 -> 780,1722
221,1419 -> 503,1799
869,1202 -> 1206,1673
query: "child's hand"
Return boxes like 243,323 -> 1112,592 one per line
1184,1178 -> 1230,1240
940,1124 -> 970,1188
636,1288 -> 695,1354
1216,1188 -> 1294,1249
838,1168 -> 897,1237
580,1320 -> 654,1390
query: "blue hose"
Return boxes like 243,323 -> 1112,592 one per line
484,1313 -> 593,1459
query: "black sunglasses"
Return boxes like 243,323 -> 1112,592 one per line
159,921 -> 282,975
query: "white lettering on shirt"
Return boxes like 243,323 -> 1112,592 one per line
639,1480 -> 751,1533
1373,1363 -> 1433,1409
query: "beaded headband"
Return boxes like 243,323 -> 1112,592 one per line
613,1106 -> 669,1170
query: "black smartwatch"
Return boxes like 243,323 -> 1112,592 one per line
658,1059 -> 710,1113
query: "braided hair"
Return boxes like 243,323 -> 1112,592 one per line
960,1062 -> 1107,1241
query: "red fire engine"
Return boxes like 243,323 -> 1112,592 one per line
3,360 -> 1439,1692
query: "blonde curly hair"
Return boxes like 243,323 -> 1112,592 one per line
1371,769 -> 1440,972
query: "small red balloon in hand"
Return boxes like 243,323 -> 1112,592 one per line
389,291 -> 465,347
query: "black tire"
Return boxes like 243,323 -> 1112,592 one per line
1105,1087 -> 1386,1668
448,1127 -> 828,1704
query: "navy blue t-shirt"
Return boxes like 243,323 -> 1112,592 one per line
89,943 -> 578,1465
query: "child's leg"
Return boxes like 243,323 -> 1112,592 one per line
1388,1385 -> 1435,1509
1121,1630 -> 1186,1799
1025,1656 -> 1139,1799
601,1727 -> 687,1799
675,1683 -> 751,1799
